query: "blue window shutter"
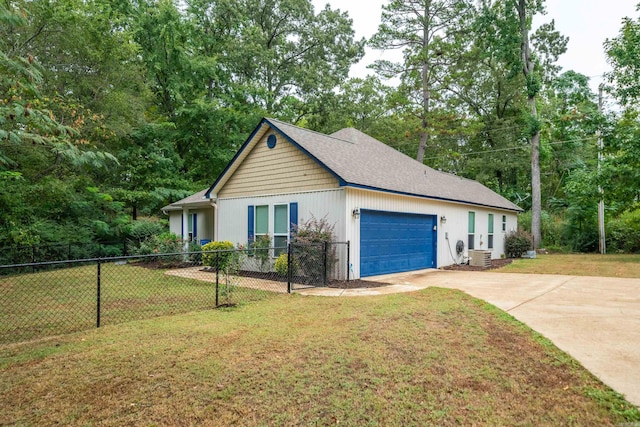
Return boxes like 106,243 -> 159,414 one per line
289,202 -> 298,238
248,205 -> 255,244
193,213 -> 197,240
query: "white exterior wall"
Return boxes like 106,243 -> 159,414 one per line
215,186 -> 518,280
217,188 -> 347,246
345,188 -> 518,278
169,211 -> 182,237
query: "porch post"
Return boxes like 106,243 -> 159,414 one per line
182,206 -> 190,252
211,200 -> 218,242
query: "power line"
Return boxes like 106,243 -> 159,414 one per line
423,135 -> 598,160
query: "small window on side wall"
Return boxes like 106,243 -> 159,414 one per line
468,211 -> 475,250
488,214 -> 494,249
502,215 -> 507,232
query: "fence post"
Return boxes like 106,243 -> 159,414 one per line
346,241 -> 350,282
287,243 -> 292,293
96,258 -> 101,328
323,241 -> 328,286
215,251 -> 219,307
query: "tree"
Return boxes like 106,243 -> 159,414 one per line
441,1 -> 529,197
304,76 -> 394,134
542,71 -> 599,211
504,0 -> 566,248
604,4 -> 640,107
370,0 -> 474,163
0,2 -> 75,169
226,0 -> 365,121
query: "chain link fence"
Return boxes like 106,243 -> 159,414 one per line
0,242 -> 350,344
0,241 -> 130,265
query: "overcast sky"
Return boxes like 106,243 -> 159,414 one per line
312,0 -> 638,94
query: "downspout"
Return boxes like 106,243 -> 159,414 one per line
210,199 -> 218,242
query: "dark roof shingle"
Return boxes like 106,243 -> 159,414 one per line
266,118 -> 521,212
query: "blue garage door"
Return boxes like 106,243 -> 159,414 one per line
360,210 -> 437,277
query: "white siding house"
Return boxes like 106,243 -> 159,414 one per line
167,118 -> 522,279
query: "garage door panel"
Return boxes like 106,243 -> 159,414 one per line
360,210 -> 437,277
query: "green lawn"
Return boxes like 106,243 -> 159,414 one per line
0,262 -> 276,344
499,253 -> 640,278
1,288 -> 638,426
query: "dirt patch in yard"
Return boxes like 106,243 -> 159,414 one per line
442,258 -> 513,271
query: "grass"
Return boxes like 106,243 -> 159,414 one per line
499,253 -> 640,278
0,262 -> 276,344
1,288 -> 638,426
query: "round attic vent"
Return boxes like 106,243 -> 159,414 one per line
267,134 -> 277,149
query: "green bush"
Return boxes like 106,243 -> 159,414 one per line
126,217 -> 166,244
136,232 -> 183,255
518,210 -> 565,248
293,215 -> 335,244
202,241 -> 235,270
275,253 -> 289,276
250,234 -> 272,272
608,207 -> 640,253
505,230 -> 532,258
293,215 -> 336,281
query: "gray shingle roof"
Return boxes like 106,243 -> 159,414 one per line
161,189 -> 210,212
265,118 -> 522,212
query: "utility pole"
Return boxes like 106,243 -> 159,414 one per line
597,85 -> 606,254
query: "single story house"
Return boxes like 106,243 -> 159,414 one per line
164,117 -> 522,278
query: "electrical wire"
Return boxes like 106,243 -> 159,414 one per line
423,135 -> 599,161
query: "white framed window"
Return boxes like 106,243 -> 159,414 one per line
248,203 -> 297,257
255,205 -> 269,239
468,211 -> 475,250
488,214 -> 494,249
273,204 -> 289,257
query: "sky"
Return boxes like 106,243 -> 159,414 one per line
311,0 -> 638,96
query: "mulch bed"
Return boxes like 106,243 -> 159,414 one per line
235,270 -> 391,289
326,279 -> 391,289
144,260 -> 513,289
442,258 -> 513,271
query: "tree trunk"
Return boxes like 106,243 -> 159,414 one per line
530,98 -> 542,249
518,0 -> 541,249
416,8 -> 431,164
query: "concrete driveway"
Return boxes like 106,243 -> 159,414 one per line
299,269 -> 640,407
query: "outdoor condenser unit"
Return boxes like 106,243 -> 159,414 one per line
469,250 -> 491,268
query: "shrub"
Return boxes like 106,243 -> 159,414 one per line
188,241 -> 202,263
126,217 -> 167,245
250,234 -> 272,272
136,232 -> 183,255
518,210 -> 565,248
202,241 -> 235,270
275,253 -> 289,276
608,207 -> 640,253
505,230 -> 532,258
292,215 -> 336,282
293,215 -> 335,244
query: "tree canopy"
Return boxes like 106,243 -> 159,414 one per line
1,0 -> 640,254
